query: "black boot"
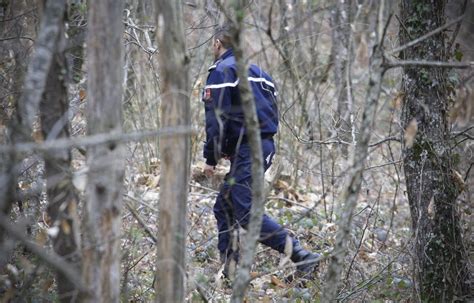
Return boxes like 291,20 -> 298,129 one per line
290,246 -> 320,275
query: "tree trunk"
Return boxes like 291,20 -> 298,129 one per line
399,0 -> 470,301
154,1 -> 190,302
322,3 -> 387,301
0,0 -> 32,263
81,0 -> 125,301
16,0 -> 68,135
0,0 -> 61,264
39,7 -> 81,302
330,0 -> 352,153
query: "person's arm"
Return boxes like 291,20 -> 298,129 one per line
203,68 -> 235,166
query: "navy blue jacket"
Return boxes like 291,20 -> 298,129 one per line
202,49 -> 279,166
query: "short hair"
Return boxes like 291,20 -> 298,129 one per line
214,24 -> 233,49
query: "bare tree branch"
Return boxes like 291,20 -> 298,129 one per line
385,59 -> 473,69
0,36 -> 35,42
0,127 -> 196,154
369,136 -> 400,147
387,14 -> 464,56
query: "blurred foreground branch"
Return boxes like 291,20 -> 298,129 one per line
0,127 -> 196,154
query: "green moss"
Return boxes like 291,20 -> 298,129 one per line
452,153 -> 460,166
419,68 -> 431,85
411,140 -> 433,161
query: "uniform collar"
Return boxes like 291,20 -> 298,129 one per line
208,49 -> 234,71
218,48 -> 234,61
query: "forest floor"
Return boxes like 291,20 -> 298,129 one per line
118,151 -> 419,302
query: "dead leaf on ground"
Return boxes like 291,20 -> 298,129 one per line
146,175 -> 160,188
274,179 -> 290,191
79,89 -> 86,101
250,271 -> 260,279
271,275 -> 287,288
61,220 -> 71,235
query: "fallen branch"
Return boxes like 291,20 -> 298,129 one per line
124,200 -> 158,244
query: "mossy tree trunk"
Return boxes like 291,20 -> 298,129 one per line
399,0 -> 470,301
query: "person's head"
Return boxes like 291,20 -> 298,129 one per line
212,24 -> 233,60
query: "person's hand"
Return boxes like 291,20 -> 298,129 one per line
204,164 -> 215,177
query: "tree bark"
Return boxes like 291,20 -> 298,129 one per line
399,0 -> 470,301
39,7 -> 81,302
81,0 -> 125,302
16,0 -> 68,135
154,1 -> 190,302
330,0 -> 352,153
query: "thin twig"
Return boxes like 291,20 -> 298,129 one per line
268,196 -> 311,210
125,201 -> 158,244
337,239 -> 412,301
344,188 -> 381,282
189,183 -> 219,193
0,36 -> 35,42
452,125 -> 474,138
364,160 -> 402,171
368,136 -> 400,147
394,14 -> 414,41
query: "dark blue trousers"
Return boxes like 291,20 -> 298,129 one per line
213,138 -> 299,256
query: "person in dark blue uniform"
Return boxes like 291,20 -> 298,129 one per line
202,25 -> 319,278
